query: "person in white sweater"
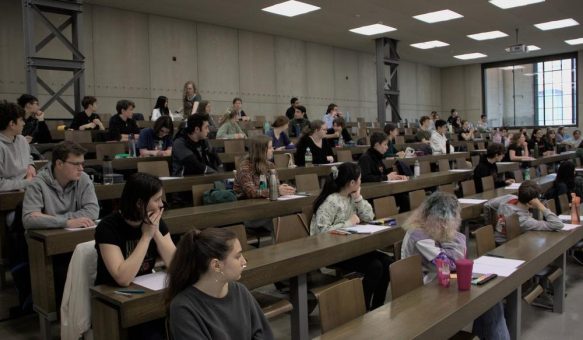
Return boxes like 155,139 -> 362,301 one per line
430,119 -> 454,154
310,162 -> 391,310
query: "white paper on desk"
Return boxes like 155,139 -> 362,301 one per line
277,195 -> 306,201
133,271 -> 167,291
64,225 -> 97,232
473,256 -> 525,277
159,176 -> 181,180
505,183 -> 521,189
496,162 -> 516,165
472,263 -> 517,277
560,223 -> 582,231
448,169 -> 472,172
576,168 -> 583,172
318,162 -> 344,166
343,224 -> 390,234
558,215 -> 583,222
458,198 -> 488,205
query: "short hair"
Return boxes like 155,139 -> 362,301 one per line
153,115 -> 174,136
232,97 -> 242,104
333,117 -> 346,128
420,116 -> 430,125
290,97 -> 298,105
185,113 -> 209,134
481,114 -> 487,119
370,132 -> 388,147
486,143 -> 505,158
574,130 -> 581,137
518,180 -> 541,204
17,94 -> 38,108
116,99 -> 135,115
383,123 -> 397,135
296,105 -> 306,114
81,96 -> 97,110
326,103 -> 337,114
0,100 -> 26,131
120,172 -> 164,223
450,108 -> 456,114
272,115 -> 289,128
435,119 -> 447,129
501,127 -> 508,132
52,141 -> 87,171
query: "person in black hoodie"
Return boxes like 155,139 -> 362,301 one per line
172,113 -> 222,176
473,143 -> 514,193
17,94 -> 52,144
359,132 -> 408,182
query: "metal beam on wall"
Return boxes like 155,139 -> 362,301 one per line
375,37 -> 400,124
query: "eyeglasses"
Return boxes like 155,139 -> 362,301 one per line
64,161 -> 85,167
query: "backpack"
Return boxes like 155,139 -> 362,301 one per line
203,181 -> 237,205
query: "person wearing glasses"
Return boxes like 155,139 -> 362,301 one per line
23,141 -> 98,230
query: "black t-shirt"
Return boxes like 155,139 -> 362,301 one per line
107,114 -> 140,141
503,143 -> 523,162
70,111 -> 102,130
94,212 -> 169,286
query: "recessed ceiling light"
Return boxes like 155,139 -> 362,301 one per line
410,40 -> 450,49
534,18 -> 578,31
565,38 -> 583,45
262,0 -> 320,17
500,66 -> 524,70
527,45 -> 541,51
489,0 -> 545,9
349,24 -> 397,36
468,30 -> 508,41
454,53 -> 487,60
413,9 -> 463,24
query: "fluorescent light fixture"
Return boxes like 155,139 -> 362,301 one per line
262,0 -> 320,17
527,45 -> 541,51
410,40 -> 449,49
454,53 -> 487,60
349,23 -> 396,36
534,18 -> 578,31
413,9 -> 463,24
500,65 -> 524,70
468,30 -> 508,41
489,0 -> 545,9
565,38 -> 583,45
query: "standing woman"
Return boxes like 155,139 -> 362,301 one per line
267,116 -> 294,150
138,115 -> 174,157
216,110 -> 246,139
182,81 -> 201,117
166,228 -> 274,340
294,120 -> 334,166
310,162 -> 391,310
151,96 -> 171,121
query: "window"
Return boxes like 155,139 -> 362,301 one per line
482,53 -> 577,127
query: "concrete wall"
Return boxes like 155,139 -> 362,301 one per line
440,64 -> 483,124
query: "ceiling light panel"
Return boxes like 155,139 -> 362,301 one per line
565,38 -> 583,45
468,30 -> 508,41
413,10 -> 463,24
489,0 -> 545,9
534,18 -> 578,31
410,40 -> 450,49
262,1 -> 320,17
349,24 -> 396,36
527,45 -> 541,51
454,53 -> 487,60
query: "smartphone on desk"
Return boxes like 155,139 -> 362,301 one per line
471,273 -> 497,285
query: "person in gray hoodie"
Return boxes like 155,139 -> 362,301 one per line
484,180 -> 564,244
0,100 -> 35,192
22,141 -> 99,229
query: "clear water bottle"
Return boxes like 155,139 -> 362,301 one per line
523,168 -> 531,180
305,147 -> 313,167
103,155 -> 114,185
338,134 -> 345,148
263,121 -> 271,134
414,160 -> 420,178
269,169 -> 279,201
128,134 -> 137,158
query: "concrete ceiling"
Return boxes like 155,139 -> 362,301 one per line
85,0 -> 583,67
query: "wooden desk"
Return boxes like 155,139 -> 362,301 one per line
34,141 -> 126,156
383,152 -> 470,168
522,151 -> 577,167
318,227 -> 583,340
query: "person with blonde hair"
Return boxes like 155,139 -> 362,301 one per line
216,110 -> 246,139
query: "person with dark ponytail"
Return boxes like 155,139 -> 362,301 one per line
310,162 -> 391,310
294,120 -> 334,166
166,228 -> 274,340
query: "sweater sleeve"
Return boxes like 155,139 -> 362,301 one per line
22,181 -> 67,229
312,198 -> 353,234
519,209 -> 564,232
235,164 -> 266,199
354,198 -> 374,222
244,286 -> 275,340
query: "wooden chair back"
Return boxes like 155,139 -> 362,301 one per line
419,161 -> 431,174
546,199 -> 557,214
246,129 -> 264,138
558,194 -> 570,214
273,214 -> 309,243
408,190 -> 426,209
273,153 -> 290,169
438,183 -> 455,194
301,205 -> 314,229
295,173 -> 320,192
481,176 -> 495,192
223,224 -> 249,251
373,196 -> 398,219
65,130 -> 92,143
224,139 -> 246,154
460,180 -> 476,196
471,155 -> 480,167
96,143 -> 126,161
472,225 -> 496,257
466,142 -> 475,151
255,115 -> 266,125
505,214 -> 522,241
100,113 -> 112,128
539,164 -> 548,176
137,161 -> 170,177
389,255 -> 423,299
395,136 -> 405,144
336,149 -> 353,162
316,278 -> 366,334
438,159 -> 450,171
191,183 -> 215,206
513,170 -> 523,182
456,158 -> 470,169
477,142 -> 485,150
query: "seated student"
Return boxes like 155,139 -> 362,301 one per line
95,172 -> 175,339
326,117 -> 352,146
294,120 -> 334,166
322,103 -> 339,129
288,105 -> 310,138
151,96 -> 172,122
544,129 -> 557,154
195,101 -> 218,133
138,115 -> 173,157
528,128 -> 548,155
416,115 -> 432,144
383,123 -> 405,158
476,114 -> 490,133
430,119 -> 454,155
17,94 -> 52,144
267,116 -> 294,150
485,180 -> 564,244
428,111 -> 439,131
473,143 -> 514,193
107,99 -> 140,141
458,120 -> 475,141
69,96 -> 104,130
285,97 -> 299,120
359,132 -> 407,182
216,110 -> 246,139
232,97 -> 249,121
22,141 -> 98,229
310,162 -> 391,310
172,113 -> 222,176
502,133 -> 530,162
234,136 -> 295,199
402,192 -> 510,340
0,100 -> 35,192
167,228 -> 274,340
556,126 -> 566,144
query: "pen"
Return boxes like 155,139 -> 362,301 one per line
485,253 -> 505,258
114,291 -> 133,297
117,289 -> 145,294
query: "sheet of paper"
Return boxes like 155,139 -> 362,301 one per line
277,195 -> 307,201
560,223 -> 582,231
458,198 -> 488,205
505,183 -> 521,189
448,169 -> 472,172
472,256 -> 525,277
343,224 -> 391,234
472,263 -> 518,277
133,271 -> 167,291
65,225 -> 97,232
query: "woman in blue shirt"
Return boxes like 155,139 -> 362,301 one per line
267,116 -> 294,150
138,115 -> 173,157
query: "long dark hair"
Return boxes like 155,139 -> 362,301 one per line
153,115 -> 174,137
165,228 -> 237,308
119,172 -> 163,224
313,162 -> 361,214
154,96 -> 169,115
555,160 -> 575,189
